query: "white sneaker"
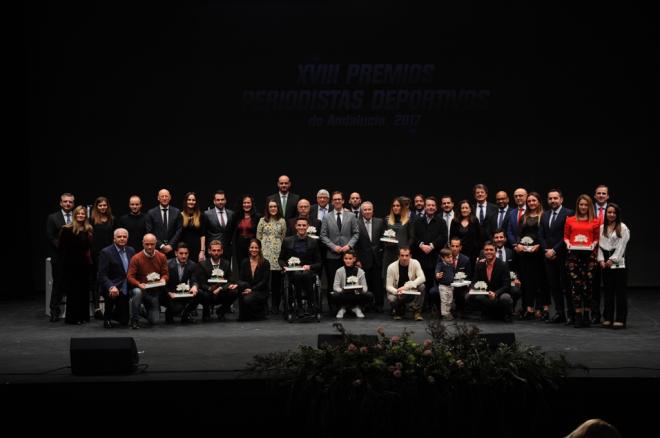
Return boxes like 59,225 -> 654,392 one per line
336,307 -> 346,319
353,307 -> 365,318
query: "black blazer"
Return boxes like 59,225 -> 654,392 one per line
97,244 -> 135,294
286,216 -> 322,237
453,253 -> 473,278
198,258 -> 232,292
166,258 -> 200,291
538,207 -> 575,254
310,204 -> 331,224
46,210 -> 67,258
278,235 -> 322,273
267,192 -> 300,220
474,202 -> 498,243
355,217 -> 385,270
238,258 -> 271,296
472,259 -> 510,297
145,205 -> 182,249
412,215 -> 448,269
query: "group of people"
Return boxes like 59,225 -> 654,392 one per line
46,176 -> 630,329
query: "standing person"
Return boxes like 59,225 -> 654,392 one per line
439,195 -> 455,242
538,189 -> 574,324
90,196 -> 115,319
564,194 -> 601,328
598,203 -> 630,329
286,198 -> 321,236
179,192 -> 207,263
233,194 -> 260,265
118,195 -> 147,253
411,196 -> 447,307
473,184 -> 497,246
267,175 -> 300,220
46,192 -> 75,322
204,190 -> 235,263
237,239 -> 270,321
411,194 -> 426,219
145,189 -> 182,259
257,200 -> 287,313
382,197 -> 412,282
506,188 -> 528,246
515,192 -> 549,321
493,191 -> 512,238
348,192 -> 362,219
310,189 -> 331,224
591,184 -> 610,324
452,200 -> 482,269
58,205 -> 93,325
428,248 -> 455,320
355,201 -> 384,312
97,228 -> 135,328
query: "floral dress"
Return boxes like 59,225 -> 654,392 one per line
256,217 -> 287,271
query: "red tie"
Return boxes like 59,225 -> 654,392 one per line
597,206 -> 604,224
517,208 -> 524,223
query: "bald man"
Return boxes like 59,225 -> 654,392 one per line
266,175 -> 300,219
145,188 -> 182,258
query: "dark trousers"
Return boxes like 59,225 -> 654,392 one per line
164,293 -> 201,320
287,271 -> 317,308
49,258 -> 65,314
238,291 -> 268,321
421,265 -> 436,310
362,264 -> 383,309
453,286 -> 470,312
103,291 -> 130,325
331,290 -> 374,308
544,255 -> 574,317
325,258 -> 342,307
591,265 -> 603,318
519,252 -> 549,309
469,292 -> 514,317
200,288 -> 240,317
602,268 -> 628,323
270,270 -> 283,310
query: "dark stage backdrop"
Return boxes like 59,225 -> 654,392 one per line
25,2 -> 655,294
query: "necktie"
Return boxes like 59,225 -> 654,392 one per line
365,220 -> 372,241
517,208 -> 524,223
497,248 -> 503,260
162,208 -> 168,230
497,209 -> 505,228
281,196 -> 287,214
479,205 -> 485,223
336,212 -> 342,231
598,207 -> 604,224
178,263 -> 185,280
320,207 -> 327,220
549,210 -> 557,227
119,249 -> 129,272
65,213 -> 71,224
218,209 -> 226,227
354,210 -> 359,218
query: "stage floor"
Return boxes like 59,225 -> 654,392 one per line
1,289 -> 659,383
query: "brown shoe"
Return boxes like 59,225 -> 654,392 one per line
393,315 -> 402,321
414,311 -> 424,321
601,320 -> 612,328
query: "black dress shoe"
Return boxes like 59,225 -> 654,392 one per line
181,315 -> 196,324
103,320 -> 114,329
591,316 -> 601,325
131,320 -> 140,329
565,316 -> 574,326
503,313 -> 513,323
547,313 -> 566,324
94,309 -> 104,320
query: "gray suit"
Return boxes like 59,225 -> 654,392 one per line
320,210 -> 360,260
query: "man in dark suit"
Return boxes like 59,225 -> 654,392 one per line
286,198 -> 321,236
490,229 -> 522,314
279,217 -> 322,311
197,240 -> 240,321
348,192 -> 362,219
355,201 -> 385,311
310,189 -> 331,224
266,175 -> 300,220
448,237 -> 474,318
411,196 -> 448,306
145,189 -> 182,259
539,189 -> 575,324
46,192 -> 75,321
494,191 -> 512,246
97,228 -> 135,328
506,188 -> 528,245
468,241 -> 513,322
164,243 -> 200,324
203,190 -> 234,262
473,184 -> 498,246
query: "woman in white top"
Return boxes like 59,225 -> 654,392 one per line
597,203 -> 630,328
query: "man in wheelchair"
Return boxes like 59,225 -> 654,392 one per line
278,217 -> 322,319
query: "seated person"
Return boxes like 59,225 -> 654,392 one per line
447,237 -> 473,318
278,217 -> 322,313
491,229 -> 522,312
97,228 -> 135,328
164,242 -> 200,324
331,250 -> 373,319
428,248 -> 455,320
237,239 -> 270,321
468,241 -> 513,322
197,240 -> 240,321
127,233 -> 169,328
385,247 -> 426,321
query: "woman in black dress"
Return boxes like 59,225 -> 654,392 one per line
237,239 -> 270,321
59,205 -> 94,324
451,200 -> 481,270
180,192 -> 206,262
90,196 -> 115,319
233,195 -> 260,266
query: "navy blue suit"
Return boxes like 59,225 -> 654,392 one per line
97,244 -> 135,324
164,258 -> 200,321
145,205 -> 182,256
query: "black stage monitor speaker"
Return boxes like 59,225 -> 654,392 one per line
479,333 -> 516,349
70,337 -> 138,375
317,334 -> 379,349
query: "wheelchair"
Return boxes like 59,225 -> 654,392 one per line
282,268 -> 322,323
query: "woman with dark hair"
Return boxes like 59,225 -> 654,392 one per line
233,194 -> 260,265
564,194 -> 601,327
256,200 -> 287,313
451,200 -> 482,269
59,205 -> 94,324
180,192 -> 207,262
515,192 -> 549,320
237,239 -> 270,321
90,196 -> 115,319
382,196 -> 412,280
597,203 -> 630,328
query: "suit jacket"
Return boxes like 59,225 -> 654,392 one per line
506,208 -> 525,245
46,210 -> 67,258
238,258 -> 271,295
198,258 -> 233,292
204,207 -> 235,251
411,215 -> 448,270
320,210 -> 360,259
286,216 -> 322,237
493,206 -> 512,234
474,202 -> 498,242
452,253 -> 473,278
278,235 -> 322,272
97,244 -> 135,294
146,205 -> 182,249
355,217 -> 385,270
538,207 -> 574,254
166,258 -> 200,291
310,204 -> 331,224
267,192 -> 300,220
472,259 -> 510,297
